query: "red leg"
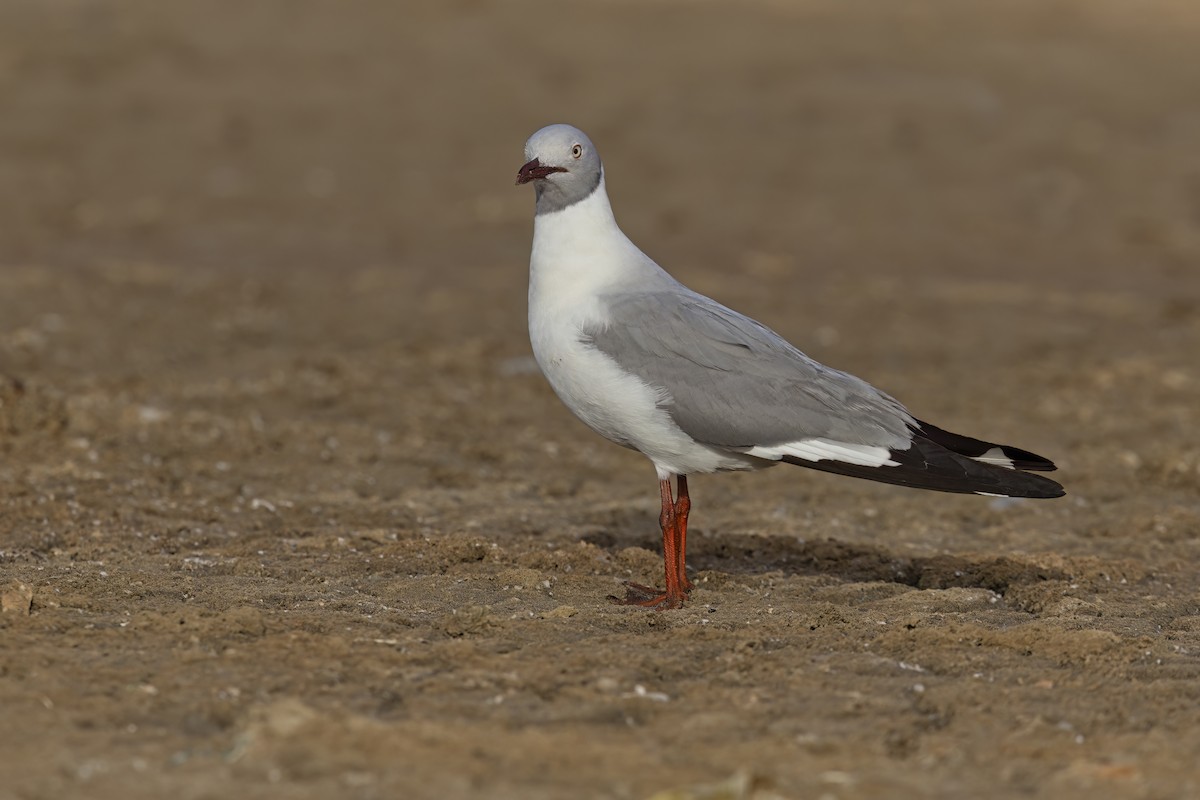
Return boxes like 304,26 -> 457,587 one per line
609,477 -> 688,609
674,475 -> 693,592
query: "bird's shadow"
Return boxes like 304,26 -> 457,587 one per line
581,513 -> 1066,597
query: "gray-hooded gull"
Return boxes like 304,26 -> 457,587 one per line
516,123 -> 1064,609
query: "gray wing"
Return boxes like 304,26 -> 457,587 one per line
586,289 -> 916,450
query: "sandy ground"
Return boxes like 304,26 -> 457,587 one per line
1,1 -> 1199,798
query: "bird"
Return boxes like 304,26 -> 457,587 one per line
516,123 -> 1064,610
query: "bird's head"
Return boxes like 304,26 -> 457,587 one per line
516,124 -> 603,213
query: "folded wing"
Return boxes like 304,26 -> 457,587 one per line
586,290 -> 1063,499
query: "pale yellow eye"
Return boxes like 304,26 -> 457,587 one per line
571,144 -> 583,159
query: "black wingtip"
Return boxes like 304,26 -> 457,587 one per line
785,452 -> 1065,498
778,419 -> 1067,498
913,419 -> 1058,472
977,469 -> 1066,499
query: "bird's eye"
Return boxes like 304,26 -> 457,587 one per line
571,144 -> 583,159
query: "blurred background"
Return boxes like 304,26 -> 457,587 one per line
3,0 -> 1197,426
4,0 -> 1198,492
2,1 -> 1199,798
4,0 -> 1198,317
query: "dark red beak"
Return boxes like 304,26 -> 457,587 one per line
516,158 -> 567,185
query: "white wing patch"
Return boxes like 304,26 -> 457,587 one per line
748,439 -> 900,468
972,447 -> 1015,470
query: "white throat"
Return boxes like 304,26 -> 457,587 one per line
529,175 -> 672,309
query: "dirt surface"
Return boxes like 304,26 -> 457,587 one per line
2,1 -> 1199,798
